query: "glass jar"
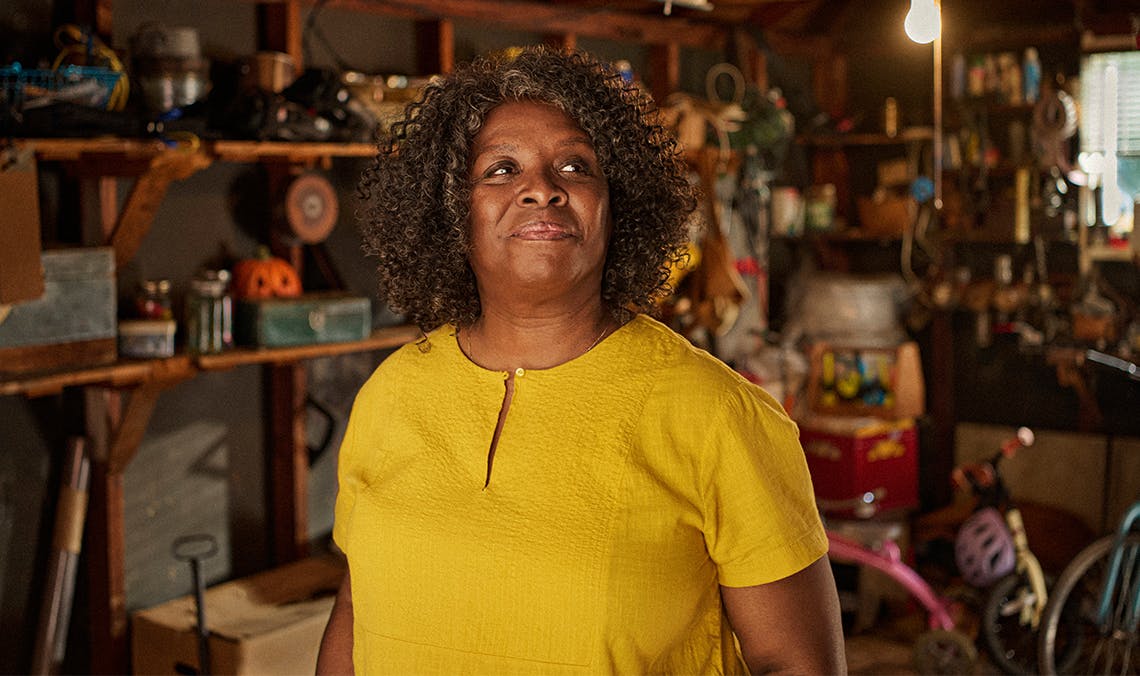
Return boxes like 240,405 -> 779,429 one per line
136,279 -> 173,319
185,270 -> 233,354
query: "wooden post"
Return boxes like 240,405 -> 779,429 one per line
267,364 -> 309,564
416,19 -> 455,75
71,0 -> 114,42
83,388 -> 128,675
647,43 -> 680,106
928,310 -> 956,509
257,0 -> 304,71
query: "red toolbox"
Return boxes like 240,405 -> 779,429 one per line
800,416 -> 918,515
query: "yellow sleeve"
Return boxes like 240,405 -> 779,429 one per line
332,398 -> 363,555
702,383 -> 828,587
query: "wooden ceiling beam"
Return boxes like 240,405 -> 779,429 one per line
290,0 -> 729,48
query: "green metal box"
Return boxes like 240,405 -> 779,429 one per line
235,293 -> 371,348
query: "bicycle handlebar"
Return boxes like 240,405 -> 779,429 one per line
951,427 -> 1034,493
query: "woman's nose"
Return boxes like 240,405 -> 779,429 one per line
517,169 -> 567,206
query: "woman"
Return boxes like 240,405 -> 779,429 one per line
317,46 -> 845,675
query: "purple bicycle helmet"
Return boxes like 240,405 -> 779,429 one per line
955,507 -> 1016,587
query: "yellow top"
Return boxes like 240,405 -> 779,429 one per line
334,314 -> 827,674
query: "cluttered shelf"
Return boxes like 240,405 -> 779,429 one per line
0,324 -> 417,398
796,126 -> 935,148
15,137 -> 377,163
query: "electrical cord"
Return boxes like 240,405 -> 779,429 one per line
303,0 -> 353,73
51,24 -> 130,111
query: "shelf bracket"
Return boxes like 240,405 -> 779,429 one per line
108,151 -> 213,271
103,361 -> 195,475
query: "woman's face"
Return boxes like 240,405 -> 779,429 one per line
466,100 -> 612,310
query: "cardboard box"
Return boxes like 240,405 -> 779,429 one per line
801,416 -> 919,515
806,341 -> 924,420
131,555 -> 345,675
0,247 -> 116,374
0,147 -> 45,304
235,293 -> 371,348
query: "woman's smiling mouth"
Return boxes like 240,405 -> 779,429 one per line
510,222 -> 577,240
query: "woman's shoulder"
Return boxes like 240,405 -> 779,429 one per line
625,315 -> 747,384
357,324 -> 457,394
625,315 -> 789,418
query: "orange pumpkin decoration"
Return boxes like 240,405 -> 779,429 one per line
232,246 -> 302,299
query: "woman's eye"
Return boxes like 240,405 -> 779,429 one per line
560,160 -> 591,174
484,163 -> 515,177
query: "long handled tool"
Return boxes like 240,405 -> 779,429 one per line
31,437 -> 90,675
172,534 -> 219,675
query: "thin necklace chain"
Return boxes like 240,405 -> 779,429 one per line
465,322 -> 610,368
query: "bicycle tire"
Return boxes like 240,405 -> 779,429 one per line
913,629 -> 977,675
1038,533 -> 1140,675
981,571 -> 1048,674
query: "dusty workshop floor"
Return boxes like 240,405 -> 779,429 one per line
842,604 -> 1003,675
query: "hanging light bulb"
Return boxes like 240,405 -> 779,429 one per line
905,0 -> 941,44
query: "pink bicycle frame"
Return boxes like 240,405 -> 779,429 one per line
827,530 -> 956,631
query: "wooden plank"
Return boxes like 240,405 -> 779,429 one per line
0,357 -> 189,398
209,140 -> 377,161
20,139 -> 377,163
0,328 -> 416,397
320,0 -> 727,49
195,325 -> 422,370
0,339 -> 117,379
796,127 -> 936,147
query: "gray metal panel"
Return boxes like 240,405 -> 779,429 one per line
0,248 -> 116,348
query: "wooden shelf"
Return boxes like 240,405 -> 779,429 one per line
0,325 -> 418,398
18,137 -> 377,163
797,126 -> 935,148
772,230 -> 904,244
1087,243 -> 1138,264
0,356 -> 190,398
196,324 -> 420,369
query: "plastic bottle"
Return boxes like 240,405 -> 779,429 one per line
1023,47 -> 1041,104
951,52 -> 966,100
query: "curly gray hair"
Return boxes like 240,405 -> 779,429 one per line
358,45 -> 697,330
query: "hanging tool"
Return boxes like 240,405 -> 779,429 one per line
172,534 -> 219,675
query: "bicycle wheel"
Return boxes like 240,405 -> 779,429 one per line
982,571 -> 1048,674
913,629 -> 977,675
1038,534 -> 1140,675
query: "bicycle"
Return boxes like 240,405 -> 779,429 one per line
820,490 -> 978,674
953,426 -> 1060,674
1037,498 -> 1140,675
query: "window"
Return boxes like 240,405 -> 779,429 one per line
1080,50 -> 1140,234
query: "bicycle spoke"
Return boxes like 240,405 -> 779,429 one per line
1040,535 -> 1140,675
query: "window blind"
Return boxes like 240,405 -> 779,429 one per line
1081,51 -> 1140,156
